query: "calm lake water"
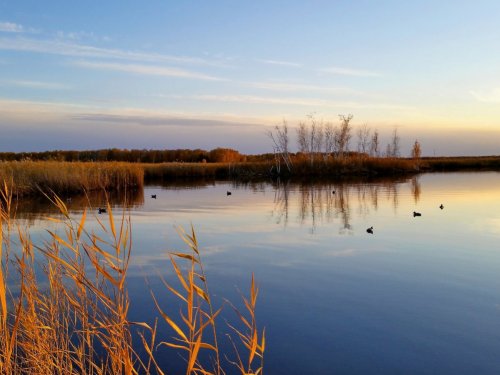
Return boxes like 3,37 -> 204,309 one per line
12,172 -> 500,374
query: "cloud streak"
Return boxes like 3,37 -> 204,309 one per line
6,80 -> 69,90
73,60 -> 224,81
255,58 -> 302,68
0,21 -> 24,33
0,36 -> 228,67
320,66 -> 381,77
72,113 -> 261,128
175,94 -> 412,110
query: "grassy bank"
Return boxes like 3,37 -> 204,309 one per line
0,190 -> 264,374
0,161 -> 144,196
143,157 -> 420,181
2,156 -> 500,197
421,156 -> 500,171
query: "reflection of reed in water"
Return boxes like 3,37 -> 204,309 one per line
9,188 -> 145,224
410,176 -> 421,203
272,177 -> 416,234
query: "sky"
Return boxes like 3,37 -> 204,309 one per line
1,0 -> 500,156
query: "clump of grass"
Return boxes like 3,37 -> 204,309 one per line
0,183 -> 264,374
0,161 -> 144,196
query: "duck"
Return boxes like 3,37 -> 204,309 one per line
151,194 -> 157,199
227,191 -> 232,196
366,226 -> 373,234
439,204 -> 444,210
332,190 -> 336,194
98,207 -> 107,214
413,211 -> 421,217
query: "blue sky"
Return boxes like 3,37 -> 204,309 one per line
1,1 -> 500,155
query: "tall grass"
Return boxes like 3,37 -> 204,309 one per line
0,161 -> 144,196
0,183 -> 264,374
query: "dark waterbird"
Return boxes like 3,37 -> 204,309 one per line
439,204 -> 444,209
227,191 -> 232,196
366,226 -> 373,234
151,194 -> 157,199
413,211 -> 421,217
332,190 -> 336,194
98,207 -> 107,214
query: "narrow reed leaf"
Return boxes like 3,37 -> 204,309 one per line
0,217 -> 5,323
151,293 -> 189,342
107,203 -> 117,243
171,252 -> 198,263
187,333 -> 203,373
164,282 -> 188,304
193,284 -> 210,303
260,328 -> 266,353
159,342 -> 190,351
77,208 -> 87,240
169,255 -> 189,292
249,328 -> 258,364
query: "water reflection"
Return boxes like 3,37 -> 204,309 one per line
271,176 -> 417,233
10,189 -> 144,223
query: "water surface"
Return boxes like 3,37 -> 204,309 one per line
13,172 -> 500,374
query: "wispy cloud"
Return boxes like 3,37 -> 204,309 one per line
55,30 -> 112,43
73,60 -> 224,81
244,80 -> 359,94
0,36 -> 227,67
72,113 -> 261,128
0,21 -> 24,33
174,94 -> 411,110
6,80 -> 69,90
470,89 -> 500,103
320,66 -> 381,77
255,59 -> 302,68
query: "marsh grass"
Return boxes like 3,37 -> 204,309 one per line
0,182 -> 264,374
0,161 -> 144,196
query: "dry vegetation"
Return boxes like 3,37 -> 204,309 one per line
0,161 -> 144,196
0,183 -> 264,374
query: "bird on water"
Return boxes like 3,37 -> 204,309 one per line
413,211 -> 421,217
98,208 -> 107,214
151,194 -> 157,199
439,204 -> 444,209
366,226 -> 373,234
227,191 -> 232,196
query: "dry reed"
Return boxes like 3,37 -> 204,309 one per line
0,183 -> 264,374
0,161 -> 144,196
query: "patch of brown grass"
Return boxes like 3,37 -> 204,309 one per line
0,161 -> 144,196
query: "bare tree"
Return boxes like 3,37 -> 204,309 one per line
411,139 -> 421,160
297,121 -> 310,155
386,128 -> 400,158
267,120 -> 293,173
385,143 -> 393,158
391,128 -> 400,157
323,121 -> 335,160
356,123 -> 371,155
337,114 -> 353,158
370,129 -> 380,157
297,113 -> 324,166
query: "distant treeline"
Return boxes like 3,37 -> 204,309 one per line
0,147 -> 272,163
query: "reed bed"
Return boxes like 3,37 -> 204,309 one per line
0,183 -> 264,374
422,156 -> 500,171
0,161 -> 144,196
143,157 -> 420,181
143,162 -> 271,180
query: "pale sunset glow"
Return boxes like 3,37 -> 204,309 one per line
1,1 -> 500,155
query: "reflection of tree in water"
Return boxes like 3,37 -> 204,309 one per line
272,177 -> 416,234
410,176 -> 421,203
9,188 -> 145,224
272,179 -> 290,225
